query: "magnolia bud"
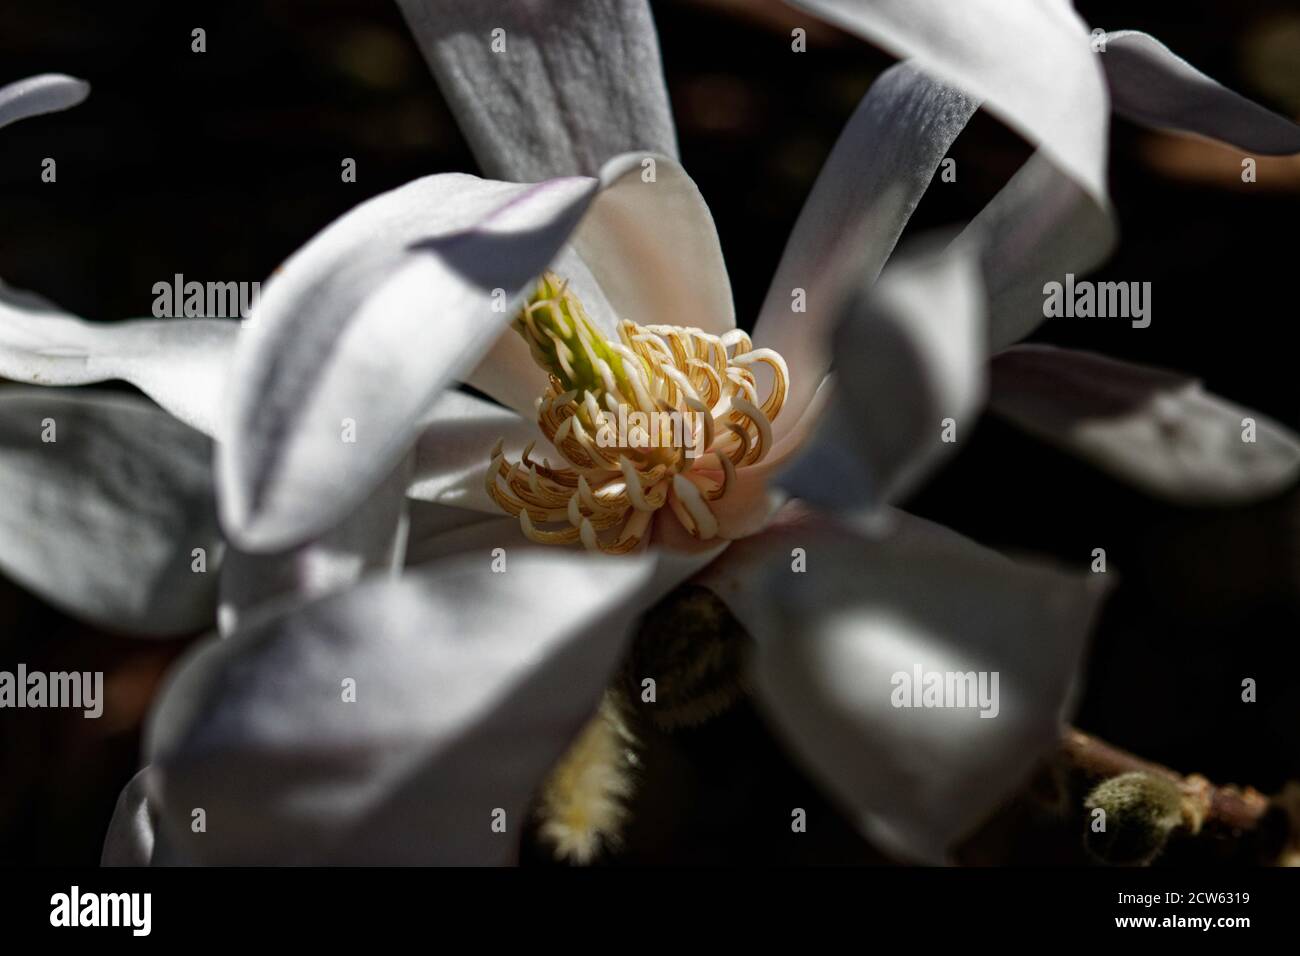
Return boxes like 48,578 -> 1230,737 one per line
624,585 -> 751,731
1084,771 -> 1185,866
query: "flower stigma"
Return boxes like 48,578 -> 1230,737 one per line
486,272 -> 789,552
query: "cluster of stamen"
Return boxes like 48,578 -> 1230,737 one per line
486,272 -> 789,552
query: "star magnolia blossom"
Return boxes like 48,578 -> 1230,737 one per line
2,0 -> 1299,868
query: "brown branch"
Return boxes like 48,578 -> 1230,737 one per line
1061,728 -> 1272,833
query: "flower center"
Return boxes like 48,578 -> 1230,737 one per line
486,272 -> 789,552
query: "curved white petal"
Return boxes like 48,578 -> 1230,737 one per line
396,0 -> 677,181
144,548 -> 706,864
401,507 -> 730,577
405,509 -> 528,567
2,76 -> 234,438
781,1 -> 1117,354
786,0 -> 1109,201
407,389 -> 548,513
570,152 -> 735,336
754,63 -> 978,426
778,241 -> 985,511
0,73 -> 88,130
218,455 -> 411,637
101,768 -> 156,866
698,506 -> 1108,863
0,282 -> 237,438
956,155 -> 1117,352
219,173 -> 598,553
990,345 -> 1300,505
1103,31 -> 1300,155
956,27 -> 1300,353
953,29 -> 1300,350
0,390 -> 220,636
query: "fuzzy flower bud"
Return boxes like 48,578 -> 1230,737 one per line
1084,771 -> 1186,866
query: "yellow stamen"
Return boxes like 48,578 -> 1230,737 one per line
486,271 -> 790,550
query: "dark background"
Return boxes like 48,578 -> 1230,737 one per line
1,0 -> 1297,865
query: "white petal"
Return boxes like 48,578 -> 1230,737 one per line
571,152 -> 735,336
219,173 -> 598,553
405,509 -> 528,567
990,345 -> 1300,505
458,318 -> 547,417
754,63 -> 978,427
402,506 -> 730,576
0,390 -> 220,636
145,548 -> 706,864
781,1 -> 1118,354
0,73 -> 88,130
407,389 -> 548,512
101,768 -> 156,866
787,0 -> 1109,200
1103,31 -> 1300,155
396,0 -> 677,181
218,455 -> 411,636
964,30 -> 1300,351
0,281 -> 237,438
405,501 -> 508,542
778,241 -> 985,510
699,506 -> 1107,863
956,154 -> 1117,352
710,469 -> 785,541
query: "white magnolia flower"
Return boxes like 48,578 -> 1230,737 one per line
2,0 -> 1297,866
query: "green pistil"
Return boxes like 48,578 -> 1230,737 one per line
513,272 -> 637,399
